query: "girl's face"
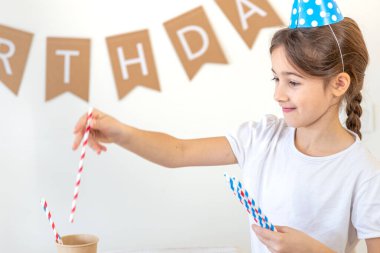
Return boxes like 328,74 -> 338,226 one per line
271,46 -> 337,128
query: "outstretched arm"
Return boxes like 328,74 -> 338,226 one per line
117,127 -> 236,168
72,109 -> 237,168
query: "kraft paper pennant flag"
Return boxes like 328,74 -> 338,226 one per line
106,29 -> 160,100
164,6 -> 228,80
0,25 -> 33,95
46,38 -> 91,102
215,0 -> 283,49
289,0 -> 344,28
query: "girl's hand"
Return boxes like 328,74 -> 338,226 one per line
72,109 -> 125,154
252,225 -> 336,253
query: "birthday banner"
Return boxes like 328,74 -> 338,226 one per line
164,6 -> 228,80
0,24 -> 33,95
215,0 -> 283,49
0,1 -> 283,102
46,38 -> 91,101
106,30 -> 160,100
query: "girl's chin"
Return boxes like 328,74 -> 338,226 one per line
283,118 -> 301,128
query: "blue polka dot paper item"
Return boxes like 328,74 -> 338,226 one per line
289,0 -> 344,28
224,173 -> 276,232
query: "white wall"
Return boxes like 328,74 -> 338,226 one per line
0,0 -> 379,252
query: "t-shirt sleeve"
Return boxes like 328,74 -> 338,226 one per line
225,114 -> 281,168
352,172 -> 380,239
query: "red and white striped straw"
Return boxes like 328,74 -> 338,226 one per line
70,107 -> 93,223
40,198 -> 63,244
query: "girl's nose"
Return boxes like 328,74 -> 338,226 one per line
273,83 -> 288,102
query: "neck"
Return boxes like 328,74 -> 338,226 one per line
294,109 -> 355,157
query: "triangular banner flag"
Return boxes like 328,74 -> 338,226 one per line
0,25 -> 33,95
215,0 -> 284,49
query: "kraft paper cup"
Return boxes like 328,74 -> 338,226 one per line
56,234 -> 99,253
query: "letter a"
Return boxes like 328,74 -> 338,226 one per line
236,0 -> 267,31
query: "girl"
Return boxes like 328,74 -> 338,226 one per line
73,17 -> 380,253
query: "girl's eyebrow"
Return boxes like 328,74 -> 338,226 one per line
271,68 -> 304,79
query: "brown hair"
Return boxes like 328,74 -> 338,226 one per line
270,17 -> 369,139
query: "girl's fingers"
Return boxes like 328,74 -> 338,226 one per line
252,225 -> 278,247
72,114 -> 88,150
96,143 -> 107,153
72,111 -> 96,150
73,113 -> 88,133
87,132 -> 107,154
253,225 -> 270,238
72,132 -> 84,150
87,133 -> 99,151
73,109 -> 107,153
274,226 -> 289,233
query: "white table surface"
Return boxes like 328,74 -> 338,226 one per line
103,247 -> 239,253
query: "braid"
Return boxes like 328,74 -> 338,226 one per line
345,92 -> 362,139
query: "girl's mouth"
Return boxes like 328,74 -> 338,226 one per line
282,107 -> 296,113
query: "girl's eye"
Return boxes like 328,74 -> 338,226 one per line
271,77 -> 279,82
289,81 -> 300,87
271,77 -> 300,86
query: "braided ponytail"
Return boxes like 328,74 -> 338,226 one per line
345,92 -> 362,139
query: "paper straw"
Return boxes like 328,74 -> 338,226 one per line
224,173 -> 276,231
40,198 -> 63,244
70,107 -> 93,223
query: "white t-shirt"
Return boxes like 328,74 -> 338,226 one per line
225,115 -> 380,253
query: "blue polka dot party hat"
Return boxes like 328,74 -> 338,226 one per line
289,0 -> 344,28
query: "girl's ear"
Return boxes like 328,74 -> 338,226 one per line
330,72 -> 351,97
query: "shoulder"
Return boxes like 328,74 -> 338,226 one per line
225,114 -> 290,167
230,114 -> 287,141
225,114 -> 290,154
348,142 -> 380,183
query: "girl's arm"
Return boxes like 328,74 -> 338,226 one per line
118,126 -> 237,168
72,109 -> 237,168
366,238 -> 380,253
